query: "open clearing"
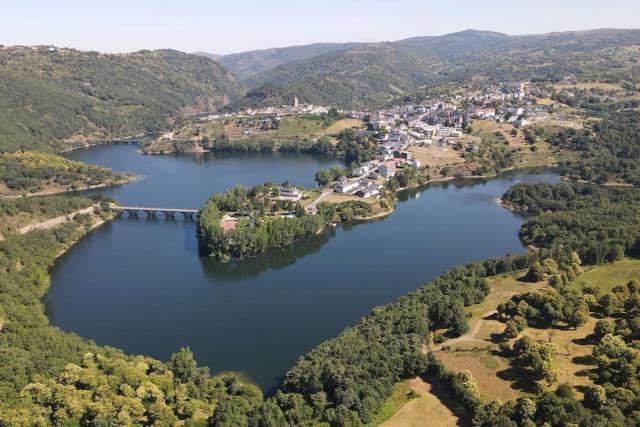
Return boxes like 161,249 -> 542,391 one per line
431,272 -> 545,401
323,193 -> 377,204
431,259 -> 640,401
554,82 -> 623,91
326,118 -> 363,133
380,378 -> 461,427
517,318 -> 597,395
408,146 -> 464,168
569,257 -> 640,293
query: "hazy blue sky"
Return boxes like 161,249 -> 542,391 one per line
2,0 -> 639,54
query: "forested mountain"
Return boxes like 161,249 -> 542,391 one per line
0,47 -> 244,151
240,44 -> 439,109
396,29 -> 511,58
233,29 -> 640,109
396,28 -> 640,58
217,42 -> 363,80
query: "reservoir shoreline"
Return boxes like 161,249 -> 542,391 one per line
47,145 -> 561,391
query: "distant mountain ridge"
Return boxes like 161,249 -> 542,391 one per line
217,42 -> 365,80
2,28 -> 640,151
241,44 -> 439,109
225,28 -> 640,109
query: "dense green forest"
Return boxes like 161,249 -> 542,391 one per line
241,45 -> 439,109
205,128 -> 377,166
4,183 -> 640,425
3,28 -> 640,426
504,182 -> 640,264
0,150 -> 127,195
547,111 -> 640,185
0,47 -> 244,151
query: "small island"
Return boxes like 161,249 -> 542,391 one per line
196,182 -> 395,261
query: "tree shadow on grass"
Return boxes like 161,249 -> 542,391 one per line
419,376 -> 473,427
496,367 -> 540,394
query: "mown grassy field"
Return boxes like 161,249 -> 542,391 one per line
377,378 -> 460,427
569,257 -> 640,292
408,146 -> 464,168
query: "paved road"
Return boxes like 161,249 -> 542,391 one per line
308,189 -> 334,211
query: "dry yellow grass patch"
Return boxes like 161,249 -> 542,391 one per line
431,273 -> 546,401
496,123 -> 525,147
468,273 -> 545,332
539,119 -> 582,129
437,352 -> 520,402
381,378 -> 459,427
554,82 -> 622,91
323,193 -> 376,205
326,118 -> 363,133
471,120 -> 499,134
534,97 -> 556,106
408,146 -> 464,168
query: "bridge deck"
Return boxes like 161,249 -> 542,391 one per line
113,206 -> 198,214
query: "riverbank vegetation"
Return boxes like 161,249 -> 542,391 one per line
0,151 -> 129,196
197,182 -> 391,261
0,195 -> 92,238
504,182 -> 640,264
5,179 -> 640,425
140,110 -> 364,155
0,202 -> 265,426
543,111 -> 640,185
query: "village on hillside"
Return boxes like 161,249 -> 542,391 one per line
144,78 -> 593,206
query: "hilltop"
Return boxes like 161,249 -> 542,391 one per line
0,47 -> 244,152
217,42 -> 364,80
226,28 -> 640,109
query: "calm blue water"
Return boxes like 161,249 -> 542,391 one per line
48,145 -> 560,391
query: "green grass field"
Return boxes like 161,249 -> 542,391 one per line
570,257 -> 640,292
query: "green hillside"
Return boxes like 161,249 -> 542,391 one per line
218,42 -> 363,80
0,47 -> 245,152
241,44 -> 439,109
237,29 -> 640,109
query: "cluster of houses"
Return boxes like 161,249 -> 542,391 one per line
367,104 -> 466,152
242,101 -> 329,117
332,150 -> 421,199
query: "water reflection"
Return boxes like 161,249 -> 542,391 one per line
199,229 -> 336,280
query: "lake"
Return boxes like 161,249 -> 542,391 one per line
48,145 -> 561,392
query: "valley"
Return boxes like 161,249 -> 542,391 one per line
1,21 -> 640,427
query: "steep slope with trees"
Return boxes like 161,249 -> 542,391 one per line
238,29 -> 640,109
0,47 -> 244,152
217,42 -> 363,80
241,44 -> 439,109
